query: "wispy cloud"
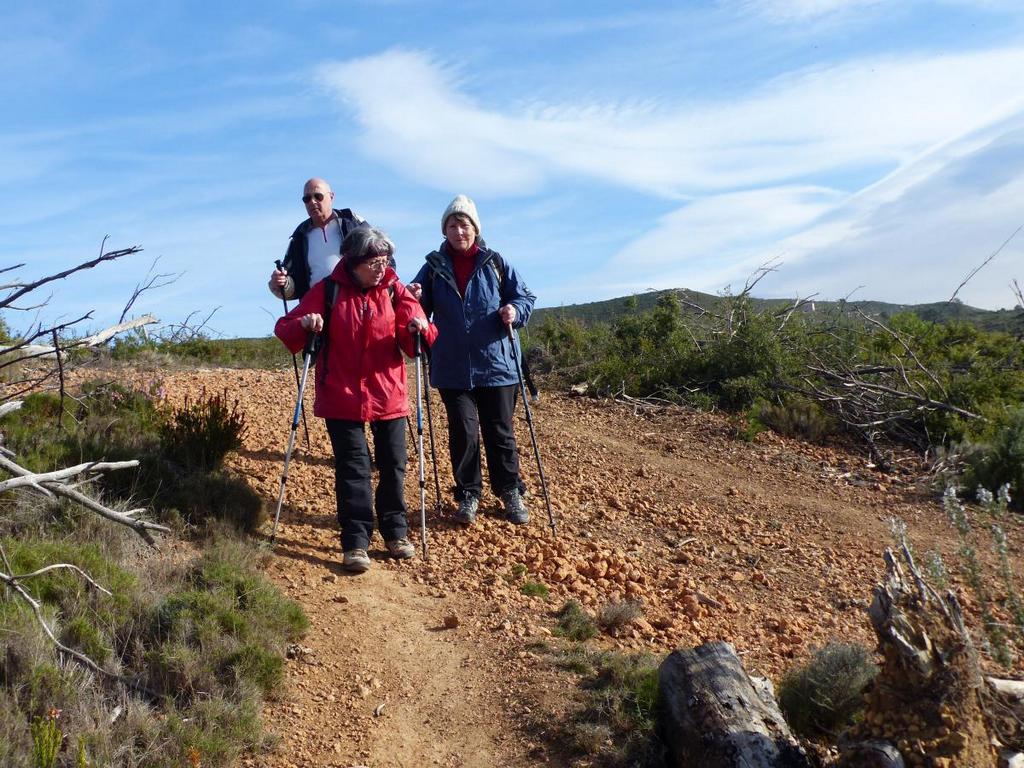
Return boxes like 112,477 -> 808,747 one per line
590,111 -> 1024,308
732,0 -> 886,23
319,47 -> 1024,199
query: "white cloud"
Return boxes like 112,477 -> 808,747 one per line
590,113 -> 1024,309
319,47 -> 1024,199
733,0 -> 886,22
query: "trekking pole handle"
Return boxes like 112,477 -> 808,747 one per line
413,329 -> 422,358
303,331 -> 319,357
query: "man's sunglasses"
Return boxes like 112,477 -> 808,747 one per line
302,192 -> 326,204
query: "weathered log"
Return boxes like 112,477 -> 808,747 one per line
658,641 -> 812,768
840,546 -> 996,767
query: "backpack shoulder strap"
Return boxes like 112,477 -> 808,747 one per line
321,279 -> 339,355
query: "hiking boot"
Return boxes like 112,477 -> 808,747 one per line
342,548 -> 371,573
454,496 -> 479,526
530,393 -> 541,405
386,537 -> 416,560
501,487 -> 529,525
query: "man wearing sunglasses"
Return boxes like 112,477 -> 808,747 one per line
268,178 -> 367,300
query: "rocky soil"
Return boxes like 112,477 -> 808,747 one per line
152,366 -> 1024,767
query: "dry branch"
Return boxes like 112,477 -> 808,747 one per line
0,454 -> 168,546
14,314 -> 158,360
0,241 -> 142,310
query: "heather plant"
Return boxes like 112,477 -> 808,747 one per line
1,381 -> 259,533
30,709 -> 61,768
160,388 -> 247,472
754,397 -> 837,443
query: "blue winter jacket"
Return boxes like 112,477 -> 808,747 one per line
412,242 -> 536,390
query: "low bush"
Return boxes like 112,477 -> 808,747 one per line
597,599 -> 644,635
160,389 -> 247,473
755,397 -> 838,443
0,530 -> 306,768
1,379 -> 261,533
556,600 -> 598,641
957,408 -> 1024,510
777,642 -> 878,738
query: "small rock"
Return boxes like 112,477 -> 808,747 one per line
443,613 -> 460,629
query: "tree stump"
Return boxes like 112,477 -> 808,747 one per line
839,547 -> 995,767
658,641 -> 812,768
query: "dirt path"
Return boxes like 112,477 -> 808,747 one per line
153,367 -> 1024,767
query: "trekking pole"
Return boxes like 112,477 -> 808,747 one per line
275,260 -> 311,451
413,331 -> 429,559
270,332 -> 318,546
507,325 -> 557,537
422,352 -> 444,517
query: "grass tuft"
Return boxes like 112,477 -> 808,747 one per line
597,599 -> 643,635
521,580 -> 550,599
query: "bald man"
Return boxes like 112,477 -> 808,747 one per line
269,178 -> 368,300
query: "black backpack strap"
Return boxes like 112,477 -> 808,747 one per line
319,279 -> 339,378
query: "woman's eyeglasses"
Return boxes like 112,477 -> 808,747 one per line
301,192 -> 325,204
361,257 -> 389,271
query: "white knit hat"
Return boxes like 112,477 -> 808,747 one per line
441,194 -> 480,235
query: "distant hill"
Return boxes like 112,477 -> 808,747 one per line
531,289 -> 1023,334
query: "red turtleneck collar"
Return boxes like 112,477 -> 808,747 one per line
449,242 -> 479,297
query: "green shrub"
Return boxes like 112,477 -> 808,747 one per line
958,408 -> 1024,510
0,529 -> 306,768
160,389 -> 247,472
778,642 -> 878,738
556,600 -> 598,641
0,379 -> 262,532
30,709 -> 61,768
521,580 -> 550,599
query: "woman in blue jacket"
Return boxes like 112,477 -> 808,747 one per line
409,195 -> 536,526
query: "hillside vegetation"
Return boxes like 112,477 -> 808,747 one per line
526,288 -> 1024,511
531,287 -> 1024,334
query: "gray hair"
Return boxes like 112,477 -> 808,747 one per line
342,226 -> 394,264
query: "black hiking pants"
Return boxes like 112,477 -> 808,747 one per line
439,385 -> 521,501
325,417 -> 408,551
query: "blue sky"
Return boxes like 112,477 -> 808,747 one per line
2,0 -> 1023,339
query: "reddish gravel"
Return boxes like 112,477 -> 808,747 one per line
147,365 -> 1024,767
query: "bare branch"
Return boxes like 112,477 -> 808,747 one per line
11,563 -> 113,595
949,224 -> 1022,304
119,257 -> 181,324
0,460 -> 140,493
0,453 -> 169,546
0,542 -> 151,694
0,242 -> 142,310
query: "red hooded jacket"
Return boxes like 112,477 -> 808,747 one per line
274,259 -> 437,422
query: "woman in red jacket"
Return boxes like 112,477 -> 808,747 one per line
275,227 -> 436,573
